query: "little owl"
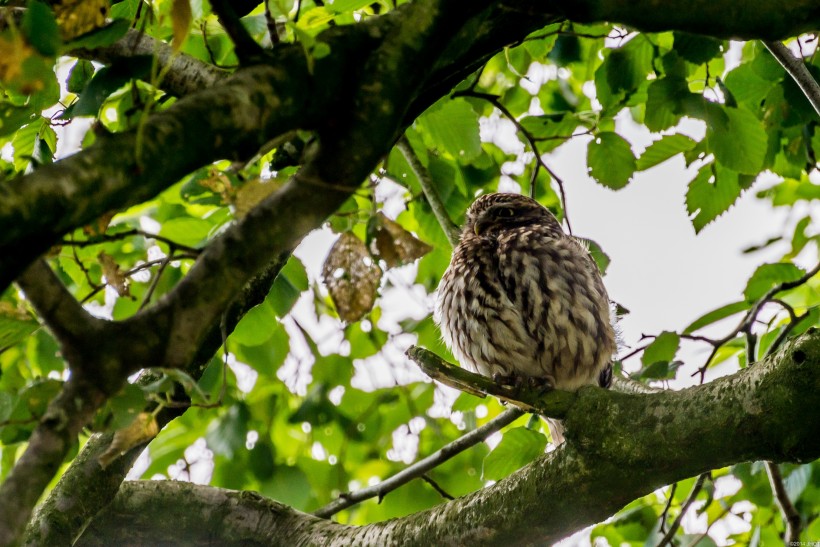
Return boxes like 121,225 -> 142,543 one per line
436,193 -> 616,394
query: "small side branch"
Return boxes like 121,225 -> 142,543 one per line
765,461 -> 802,543
764,41 -> 820,117
15,259 -> 100,363
406,346 -> 577,418
313,407 -> 523,518
396,136 -> 461,247
656,472 -> 709,547
210,0 -> 268,64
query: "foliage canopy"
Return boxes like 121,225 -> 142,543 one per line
0,0 -> 819,545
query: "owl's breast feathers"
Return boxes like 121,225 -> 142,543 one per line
437,194 -> 615,391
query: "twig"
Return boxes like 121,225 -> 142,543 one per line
765,461 -> 802,543
452,90 -> 574,234
209,0 -> 268,64
421,474 -> 455,500
406,346 -> 577,418
764,41 -> 820,117
659,482 -> 678,535
656,473 -> 709,547
312,407 -> 523,518
693,261 -> 820,381
396,136 -> 461,247
61,229 -> 202,255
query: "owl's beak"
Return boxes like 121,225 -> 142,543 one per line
474,217 -> 491,236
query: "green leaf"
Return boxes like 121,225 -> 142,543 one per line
673,32 -> 722,64
577,237 -> 610,276
684,301 -> 749,333
12,121 -> 41,172
206,403 -> 250,458
723,63 -> 775,107
268,256 -> 309,318
231,301 -> 278,346
641,331 -> 680,367
587,132 -> 636,189
483,427 -> 547,481
23,0 -> 61,57
67,59 -> 95,94
67,56 -> 153,117
248,440 -> 276,481
326,0 -> 373,13
158,217 -> 212,247
645,76 -> 691,132
63,19 -> 132,50
107,383 -> 149,430
0,105 -> 35,138
0,314 -> 38,349
685,163 -> 746,233
636,134 -> 697,171
704,104 -> 768,174
743,263 -> 805,301
418,99 -> 481,162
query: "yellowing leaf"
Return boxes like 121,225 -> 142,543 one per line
0,33 -> 36,85
233,177 -> 284,218
321,232 -> 382,323
54,0 -> 110,40
98,251 -> 130,297
99,412 -> 159,468
171,0 -> 192,52
367,212 -> 432,268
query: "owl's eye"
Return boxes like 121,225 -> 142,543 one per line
495,207 -> 515,218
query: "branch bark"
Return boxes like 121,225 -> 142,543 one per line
77,330 -> 820,545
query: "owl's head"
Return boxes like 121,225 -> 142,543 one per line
465,193 -> 562,237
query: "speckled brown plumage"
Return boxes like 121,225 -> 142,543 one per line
436,193 -> 615,392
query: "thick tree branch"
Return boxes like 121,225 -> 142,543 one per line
15,259 -> 100,359
555,0 -> 820,39
22,255 -> 290,546
0,48 -> 315,291
313,408 -> 525,518
73,29 -> 228,96
79,330 -> 820,545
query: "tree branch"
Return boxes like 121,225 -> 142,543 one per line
313,408 -> 524,518
406,346 -> 578,418
22,254 -> 290,545
209,0 -> 269,64
764,40 -> 820,117
656,473 -> 708,547
765,461 -> 802,544
396,136 -> 461,247
78,330 -> 820,545
73,29 -> 228,96
15,259 -> 100,360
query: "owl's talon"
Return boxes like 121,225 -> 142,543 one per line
492,372 -> 523,389
528,376 -> 555,396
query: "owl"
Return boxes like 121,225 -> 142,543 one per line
436,193 -> 615,393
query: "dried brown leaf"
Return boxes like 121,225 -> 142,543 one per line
83,210 -> 116,237
98,251 -> 130,297
99,412 -> 159,468
321,232 -> 382,323
368,212 -> 433,268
